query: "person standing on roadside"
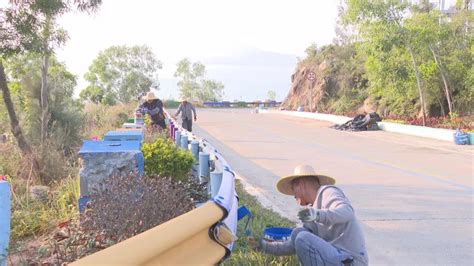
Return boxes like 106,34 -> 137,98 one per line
174,98 -> 197,132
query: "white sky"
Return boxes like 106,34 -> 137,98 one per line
2,0 -> 341,100
2,0 -> 465,100
56,0 -> 338,62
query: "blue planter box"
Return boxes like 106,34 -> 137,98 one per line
104,130 -> 144,142
79,140 -> 144,175
122,123 -> 144,129
0,181 -> 10,266
78,141 -> 144,197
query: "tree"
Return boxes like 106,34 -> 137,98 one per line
82,45 -> 162,104
199,80 -> 224,102
304,43 -> 318,59
267,90 -> 276,101
5,54 -> 82,149
344,0 -> 428,125
0,0 -> 102,181
174,58 -> 224,102
405,8 -> 455,115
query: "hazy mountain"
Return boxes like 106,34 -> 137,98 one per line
157,47 -> 299,102
203,46 -> 298,67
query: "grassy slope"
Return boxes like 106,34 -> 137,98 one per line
223,180 -> 299,265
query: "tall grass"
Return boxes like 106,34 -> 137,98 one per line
5,101 -> 136,243
9,175 -> 79,242
83,102 -> 136,139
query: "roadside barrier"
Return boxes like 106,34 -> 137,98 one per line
260,109 -> 472,144
0,180 -> 10,266
72,109 -> 238,265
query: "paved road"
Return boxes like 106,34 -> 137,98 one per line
191,108 -> 473,265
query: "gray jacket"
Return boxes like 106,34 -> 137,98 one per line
175,102 -> 196,121
264,185 -> 368,265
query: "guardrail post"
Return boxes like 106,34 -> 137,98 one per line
170,122 -> 175,139
199,152 -> 210,184
175,131 -> 181,147
0,181 -> 10,266
191,141 -> 199,160
171,126 -> 176,140
180,135 -> 189,149
210,172 -> 223,197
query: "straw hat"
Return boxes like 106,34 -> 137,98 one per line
144,91 -> 158,101
276,165 -> 336,195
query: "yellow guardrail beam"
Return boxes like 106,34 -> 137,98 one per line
72,202 -> 226,266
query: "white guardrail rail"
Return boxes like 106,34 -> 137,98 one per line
72,110 -> 239,265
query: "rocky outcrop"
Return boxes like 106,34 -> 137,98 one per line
282,61 -> 375,115
356,97 -> 377,114
281,63 -> 332,112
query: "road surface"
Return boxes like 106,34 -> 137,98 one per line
189,108 -> 473,265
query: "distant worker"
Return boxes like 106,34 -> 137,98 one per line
174,98 -> 197,132
250,165 -> 368,266
140,91 -> 166,129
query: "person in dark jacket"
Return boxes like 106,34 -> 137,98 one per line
140,92 -> 166,129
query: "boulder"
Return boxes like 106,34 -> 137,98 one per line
29,185 -> 50,203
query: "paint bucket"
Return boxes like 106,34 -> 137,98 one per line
454,129 -> 469,145
134,108 -> 144,125
263,227 -> 292,241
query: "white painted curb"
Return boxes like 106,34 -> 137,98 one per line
259,109 -> 458,143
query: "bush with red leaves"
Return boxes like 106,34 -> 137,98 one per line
9,173 -> 208,265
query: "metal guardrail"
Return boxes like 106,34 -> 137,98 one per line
203,101 -> 281,108
73,109 -> 239,265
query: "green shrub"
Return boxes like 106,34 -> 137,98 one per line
142,138 -> 194,181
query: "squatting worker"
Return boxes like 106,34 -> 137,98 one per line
251,165 -> 368,265
174,97 -> 197,132
140,91 -> 166,129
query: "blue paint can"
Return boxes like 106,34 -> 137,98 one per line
263,227 -> 293,241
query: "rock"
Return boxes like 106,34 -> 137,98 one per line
29,185 -> 50,203
281,65 -> 330,111
79,152 -> 141,195
357,97 -> 377,114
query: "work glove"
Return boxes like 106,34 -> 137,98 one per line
246,236 -> 267,252
297,208 -> 321,223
